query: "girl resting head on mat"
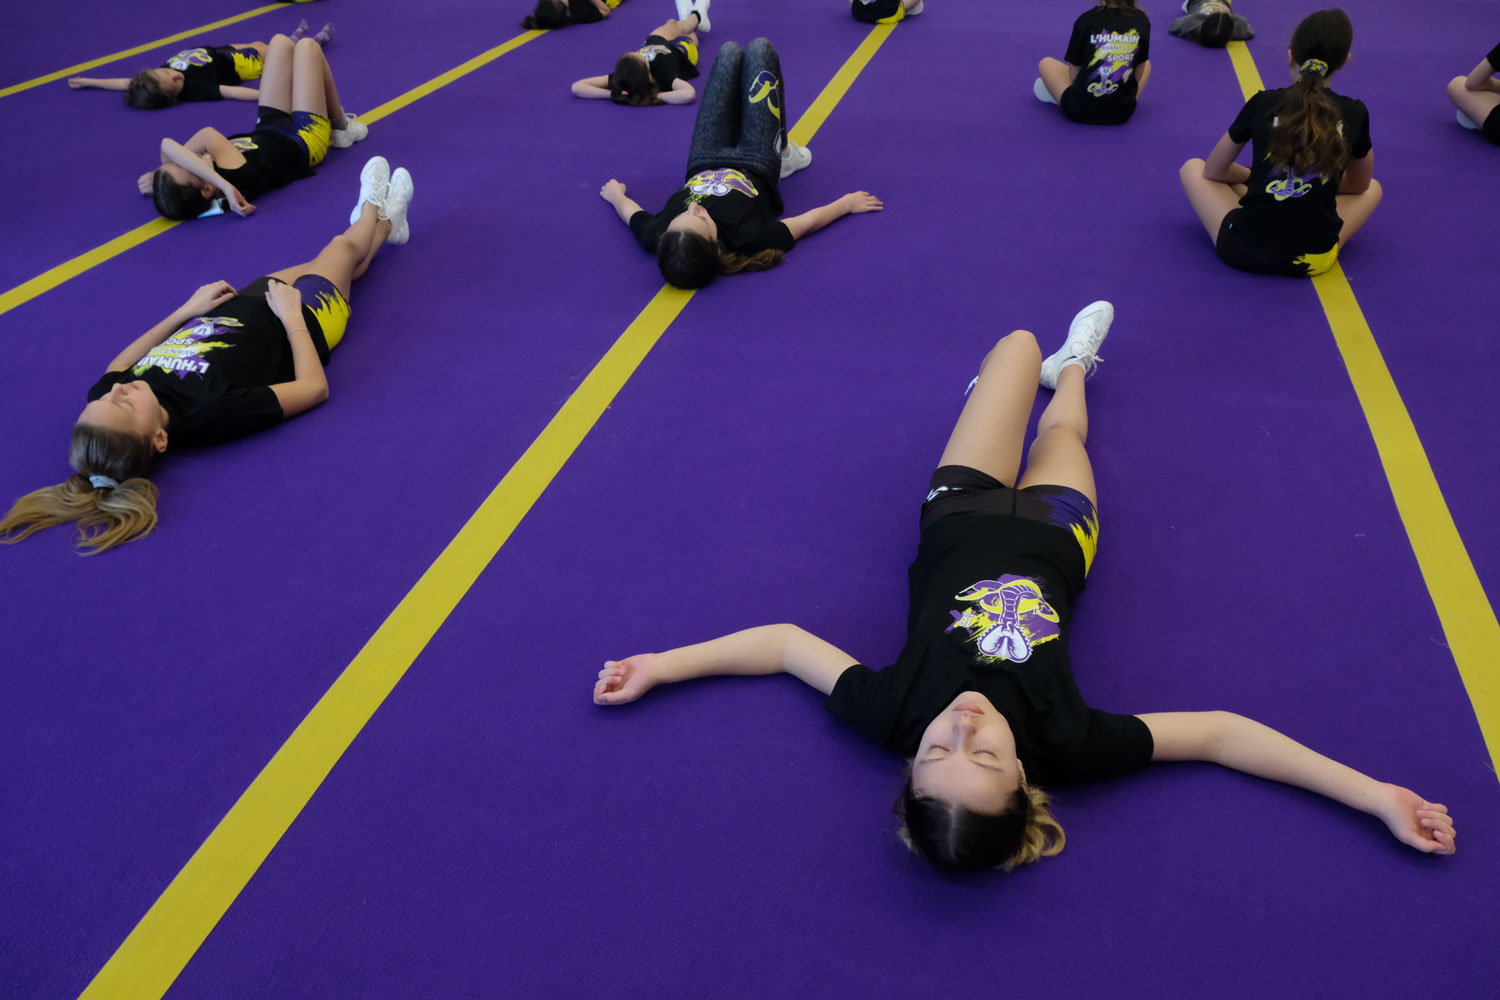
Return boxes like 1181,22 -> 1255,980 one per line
139,32 -> 367,221
571,1 -> 710,107
599,38 -> 882,289
1446,42 -> 1500,144
524,0 -> 626,30
67,21 -> 331,108
592,304 -> 1457,874
1168,1 -> 1253,49
0,158 -> 413,554
1178,8 -> 1382,278
1034,0 -> 1153,125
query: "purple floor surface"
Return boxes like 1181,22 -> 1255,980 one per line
2,0 -> 1497,997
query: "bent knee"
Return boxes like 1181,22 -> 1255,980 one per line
294,36 -> 323,55
1366,177 -> 1384,202
1179,157 -> 1207,179
986,329 -> 1040,365
1447,76 -> 1469,98
268,33 -> 295,51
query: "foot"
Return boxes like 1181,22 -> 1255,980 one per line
383,167 -> 414,245
780,139 -> 812,179
350,156 -> 390,224
687,0 -> 711,32
331,113 -> 368,148
289,18 -> 309,41
1034,77 -> 1057,105
314,21 -> 335,46
906,0 -> 924,14
1040,301 -> 1113,389
1457,109 -> 1479,131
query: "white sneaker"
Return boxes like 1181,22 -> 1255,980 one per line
350,155 -> 390,225
1457,109 -> 1479,131
906,0 -> 924,14
780,139 -> 812,179
687,0 -> 711,32
1034,77 -> 1057,105
1040,300 -> 1113,389
383,167 -> 413,245
331,114 -> 368,148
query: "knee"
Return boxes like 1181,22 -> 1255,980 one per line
294,36 -> 323,57
747,38 -> 773,57
268,33 -> 294,54
1179,157 -> 1206,181
1366,177 -> 1384,203
985,329 -> 1040,367
1447,76 -> 1469,100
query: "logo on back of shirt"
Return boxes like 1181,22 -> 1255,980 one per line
638,43 -> 672,61
1086,31 -> 1140,96
132,315 -> 242,378
945,576 -> 1061,663
686,168 -> 758,201
167,48 -> 213,70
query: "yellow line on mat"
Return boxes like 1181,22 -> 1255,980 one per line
77,23 -> 898,1000
1225,44 -> 1500,777
0,29 -> 546,321
0,3 -> 292,99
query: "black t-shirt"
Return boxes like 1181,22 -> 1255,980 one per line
823,515 -> 1154,787
1063,6 -> 1152,113
1487,42 -> 1500,70
86,289 -> 323,447
568,0 -> 612,24
163,45 -> 241,103
1226,87 -> 1372,256
638,35 -> 700,91
216,122 -> 309,201
629,168 -> 796,255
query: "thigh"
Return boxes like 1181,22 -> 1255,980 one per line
1483,104 -> 1500,146
937,331 -> 1042,486
257,35 -> 293,113
1179,161 -> 1242,241
687,42 -> 743,171
290,41 -> 329,118
1017,429 -> 1096,510
737,38 -> 786,169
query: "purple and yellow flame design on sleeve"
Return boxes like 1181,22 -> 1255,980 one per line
946,575 -> 1062,663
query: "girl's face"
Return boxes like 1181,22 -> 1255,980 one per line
148,68 -> 185,97
666,202 -> 719,243
911,692 -> 1023,814
78,381 -> 169,451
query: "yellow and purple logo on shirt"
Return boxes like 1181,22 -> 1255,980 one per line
945,576 -> 1062,663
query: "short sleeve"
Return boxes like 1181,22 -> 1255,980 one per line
184,386 -> 284,445
1043,710 -> 1154,785
1227,93 -> 1260,144
1063,15 -> 1092,67
739,220 -> 796,254
628,210 -> 661,250
1487,43 -> 1500,70
87,371 -> 131,402
178,73 -> 224,103
823,664 -> 901,749
1344,99 -> 1372,159
569,0 -> 604,23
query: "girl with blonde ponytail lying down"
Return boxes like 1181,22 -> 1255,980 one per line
0,156 -> 414,554
594,306 -> 1457,874
1179,8 -> 1381,277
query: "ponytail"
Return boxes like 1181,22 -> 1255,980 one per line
715,246 -> 785,275
1268,8 -> 1354,177
0,424 -> 162,553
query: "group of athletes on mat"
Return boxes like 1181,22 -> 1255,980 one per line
10,0 -> 1474,875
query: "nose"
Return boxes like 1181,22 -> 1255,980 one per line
951,719 -> 976,742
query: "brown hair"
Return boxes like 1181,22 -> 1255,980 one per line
152,168 -> 215,220
0,424 -> 161,554
521,0 -> 569,29
126,70 -> 175,109
609,55 -> 663,107
1267,8 -> 1354,177
1097,0 -> 1143,9
656,230 -> 784,289
897,776 -> 1065,874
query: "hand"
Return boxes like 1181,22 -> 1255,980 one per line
600,179 -> 627,203
841,191 -> 884,214
181,280 -> 236,315
138,171 -> 155,195
264,278 -> 303,327
224,185 -> 254,217
68,77 -> 89,89
1374,783 -> 1455,854
594,654 -> 659,706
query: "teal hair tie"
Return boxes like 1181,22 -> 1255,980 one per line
1300,58 -> 1329,77
88,475 -> 119,490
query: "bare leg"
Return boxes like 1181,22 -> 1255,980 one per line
652,18 -> 700,40
1179,158 -> 1242,242
1038,57 -> 1074,102
937,330 -> 1043,486
1336,179 -> 1383,244
266,204 -> 389,299
1017,365 -> 1096,507
258,34 -> 294,111
291,36 -> 348,126
1447,76 -> 1500,127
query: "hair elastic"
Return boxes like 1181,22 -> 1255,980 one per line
1299,58 -> 1329,77
89,475 -> 120,490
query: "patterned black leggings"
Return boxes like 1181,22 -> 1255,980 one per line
685,39 -> 788,186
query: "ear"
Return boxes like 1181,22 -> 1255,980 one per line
199,181 -> 215,198
151,426 -> 169,454
1287,48 -> 1296,68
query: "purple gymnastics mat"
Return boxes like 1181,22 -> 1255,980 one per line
2,0 -> 1497,996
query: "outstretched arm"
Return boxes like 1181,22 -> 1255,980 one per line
68,76 -> 130,91
1141,711 -> 1456,855
219,85 -> 260,101
572,76 -> 612,98
660,79 -> 696,105
594,624 -> 857,705
600,179 -> 646,226
782,191 -> 884,241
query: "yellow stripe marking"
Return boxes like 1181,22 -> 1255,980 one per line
78,25 -> 898,999
0,3 -> 292,99
1224,45 -> 1500,777
0,30 -> 547,321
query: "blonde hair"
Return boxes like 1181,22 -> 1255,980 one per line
897,777 -> 1066,874
716,246 -> 785,275
0,424 -> 162,554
